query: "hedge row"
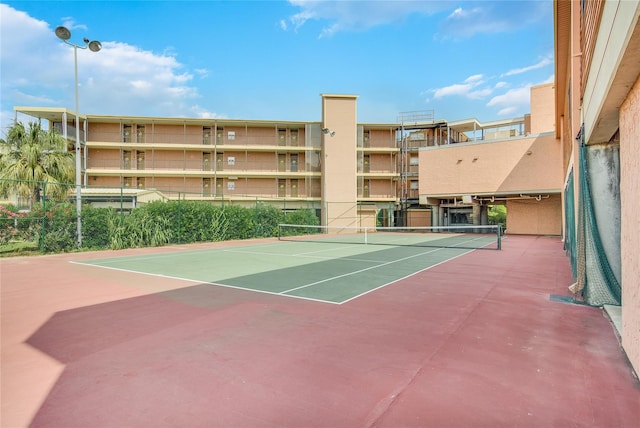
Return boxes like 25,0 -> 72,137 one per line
0,201 -> 319,253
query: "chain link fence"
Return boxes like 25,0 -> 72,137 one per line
0,179 -> 320,255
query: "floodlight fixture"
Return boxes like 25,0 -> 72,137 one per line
322,128 -> 336,137
55,26 -> 71,40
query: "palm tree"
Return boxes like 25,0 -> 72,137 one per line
0,121 -> 75,208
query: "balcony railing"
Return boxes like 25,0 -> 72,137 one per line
53,123 -> 85,142
86,130 -> 319,147
87,158 -> 322,173
115,182 -> 323,200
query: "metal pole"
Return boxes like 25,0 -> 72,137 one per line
56,26 -> 101,247
73,45 -> 83,248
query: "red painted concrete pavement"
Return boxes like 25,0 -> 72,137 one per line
1,236 -> 638,427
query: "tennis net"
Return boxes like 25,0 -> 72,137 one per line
277,224 -> 502,250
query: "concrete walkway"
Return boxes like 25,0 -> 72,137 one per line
1,236 -> 638,427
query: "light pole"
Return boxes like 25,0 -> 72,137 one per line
55,26 -> 101,248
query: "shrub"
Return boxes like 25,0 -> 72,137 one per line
2,199 -> 321,254
82,205 -> 115,249
29,202 -> 76,252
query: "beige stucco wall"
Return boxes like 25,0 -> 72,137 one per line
406,209 -> 431,227
367,129 -> 396,148
88,149 -> 119,168
151,125 -> 186,144
92,176 -> 121,187
619,75 -> 640,374
366,179 -> 395,198
530,83 -> 555,134
151,151 -> 179,170
419,134 -> 562,196
368,153 -> 395,172
322,95 -> 358,227
87,122 -> 120,142
506,194 -> 562,235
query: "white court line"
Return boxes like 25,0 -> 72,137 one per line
281,234 -> 492,298
339,248 -> 475,304
69,260 -> 342,305
221,247 -> 384,264
71,235 -> 497,304
280,246 -> 446,294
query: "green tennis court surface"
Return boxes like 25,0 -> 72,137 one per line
74,236 -> 496,304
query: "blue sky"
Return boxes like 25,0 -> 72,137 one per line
1,1 -> 553,136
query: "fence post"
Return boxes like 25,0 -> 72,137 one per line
41,181 -> 47,213
40,216 -> 46,253
120,185 -> 124,226
177,193 -> 182,244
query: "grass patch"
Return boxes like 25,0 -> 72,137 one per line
0,241 -> 40,257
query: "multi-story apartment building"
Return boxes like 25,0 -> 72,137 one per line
14,88 -> 555,231
14,95 -> 401,228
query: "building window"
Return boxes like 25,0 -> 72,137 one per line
203,127 -> 211,144
136,125 -> 145,143
123,125 -> 132,143
203,152 -> 212,170
227,181 -> 235,191
137,152 -> 145,170
122,151 -> 131,169
216,152 -> 224,171
203,178 -> 212,196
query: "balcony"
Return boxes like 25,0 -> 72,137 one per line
86,157 -> 322,176
86,130 -> 320,149
53,123 -> 85,143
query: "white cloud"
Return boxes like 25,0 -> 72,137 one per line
61,17 -> 88,32
486,85 -> 532,116
282,0 -> 448,37
437,1 -> 552,39
431,74 -> 490,100
497,106 -> 518,116
434,83 -> 473,99
502,57 -> 553,77
190,105 -> 226,119
0,3 -> 219,134
465,74 -> 484,84
468,88 -> 493,100
428,72 -> 551,118
287,9 -> 317,32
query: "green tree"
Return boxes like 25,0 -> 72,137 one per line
488,204 -> 506,228
0,121 -> 75,208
